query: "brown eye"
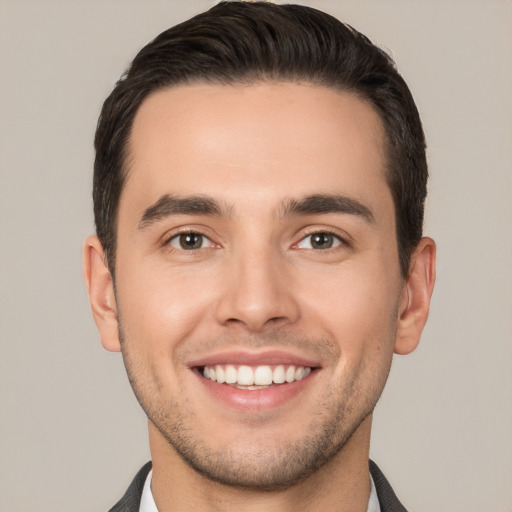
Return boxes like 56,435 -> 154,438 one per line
169,232 -> 210,250
296,232 -> 342,250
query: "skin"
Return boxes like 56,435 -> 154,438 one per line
84,82 -> 436,511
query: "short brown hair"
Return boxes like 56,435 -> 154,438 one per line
94,1 -> 427,277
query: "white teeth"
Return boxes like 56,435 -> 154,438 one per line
285,366 -> 296,383
294,367 -> 311,380
237,365 -> 254,386
273,365 -> 286,384
215,365 -> 225,384
202,364 -> 312,387
254,365 -> 273,386
225,365 -> 237,384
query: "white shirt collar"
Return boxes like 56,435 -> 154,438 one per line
139,470 -> 158,512
367,471 -> 381,512
139,469 -> 381,512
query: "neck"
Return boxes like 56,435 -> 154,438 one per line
149,415 -> 373,512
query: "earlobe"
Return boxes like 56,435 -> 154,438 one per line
82,235 -> 121,352
394,237 -> 436,355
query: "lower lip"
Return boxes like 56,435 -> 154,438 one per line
195,370 -> 318,411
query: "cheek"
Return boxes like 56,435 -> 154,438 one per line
298,260 -> 400,335
295,258 -> 400,389
114,261 -> 220,358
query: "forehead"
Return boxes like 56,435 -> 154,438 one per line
122,82 -> 391,219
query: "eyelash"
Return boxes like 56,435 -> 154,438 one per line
163,228 -> 348,253
293,229 -> 348,251
164,230 -> 215,252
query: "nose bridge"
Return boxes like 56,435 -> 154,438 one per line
215,231 -> 299,331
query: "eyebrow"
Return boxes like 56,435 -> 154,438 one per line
281,194 -> 375,223
138,192 -> 374,230
138,194 -> 228,229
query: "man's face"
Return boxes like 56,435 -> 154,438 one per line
113,82 -> 405,488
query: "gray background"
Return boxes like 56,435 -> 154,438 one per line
1,1 -> 511,510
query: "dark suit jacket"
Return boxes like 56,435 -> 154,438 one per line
108,460 -> 408,512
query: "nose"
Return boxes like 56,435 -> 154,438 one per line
214,246 -> 300,332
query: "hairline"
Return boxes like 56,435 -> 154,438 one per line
108,77 -> 402,274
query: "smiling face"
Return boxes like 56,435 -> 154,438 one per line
85,82 -> 433,490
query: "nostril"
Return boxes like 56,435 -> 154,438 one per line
223,315 -> 291,332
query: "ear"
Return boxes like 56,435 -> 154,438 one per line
394,237 -> 436,355
82,235 -> 121,352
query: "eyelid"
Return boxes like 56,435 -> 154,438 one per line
169,232 -> 212,249
158,225 -> 351,252
161,226 -> 220,251
292,227 -> 350,250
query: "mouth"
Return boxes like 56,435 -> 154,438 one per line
189,351 -> 321,410
198,364 -> 314,390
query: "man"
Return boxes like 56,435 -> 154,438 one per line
83,1 -> 435,511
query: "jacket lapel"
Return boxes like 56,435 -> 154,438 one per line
108,461 -> 152,512
369,460 -> 409,512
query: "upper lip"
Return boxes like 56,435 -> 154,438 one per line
187,349 -> 321,369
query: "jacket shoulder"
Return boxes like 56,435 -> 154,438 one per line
369,460 -> 409,512
108,461 -> 153,512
